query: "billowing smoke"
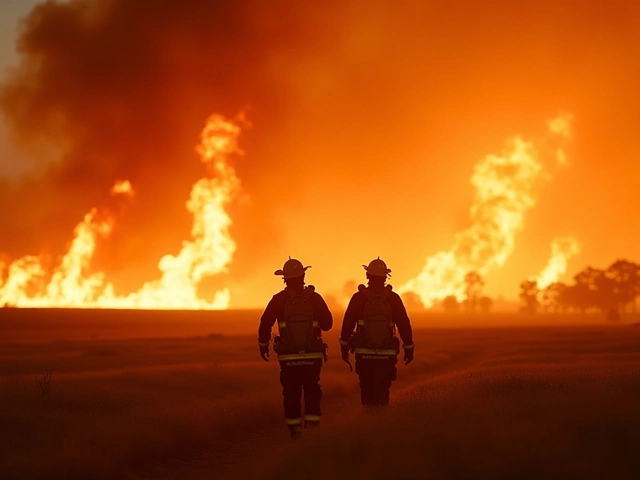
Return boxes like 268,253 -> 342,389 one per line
0,0 -> 348,296
0,114 -> 243,308
2,0 -> 632,307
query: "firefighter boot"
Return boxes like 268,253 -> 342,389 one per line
288,424 -> 302,440
304,420 -> 320,429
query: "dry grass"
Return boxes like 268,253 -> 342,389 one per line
0,309 -> 639,480
263,327 -> 640,480
0,331 -> 282,479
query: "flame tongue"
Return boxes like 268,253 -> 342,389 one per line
400,114 -> 575,309
0,209 -> 115,307
0,256 -> 45,306
44,209 -> 113,306
117,115 -> 241,309
458,137 -> 541,269
534,237 -> 580,289
400,137 -> 543,307
0,114 -> 241,309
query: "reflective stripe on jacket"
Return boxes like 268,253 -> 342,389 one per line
278,352 -> 325,361
353,348 -> 398,355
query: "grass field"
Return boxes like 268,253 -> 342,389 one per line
1,309 -> 639,480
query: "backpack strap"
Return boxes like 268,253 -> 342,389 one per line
284,285 -> 315,299
276,285 -> 324,362
356,284 -> 396,354
360,284 -> 392,301
280,286 -> 317,330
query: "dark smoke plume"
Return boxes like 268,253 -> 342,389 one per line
3,0 -> 639,304
0,0 -> 345,291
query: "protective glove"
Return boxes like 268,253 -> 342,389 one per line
340,344 -> 353,372
403,345 -> 414,365
259,343 -> 270,362
340,344 -> 351,363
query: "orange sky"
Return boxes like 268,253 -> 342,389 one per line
1,0 -> 639,308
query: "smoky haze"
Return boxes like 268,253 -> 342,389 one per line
1,0 -> 640,307
1,0 -> 348,297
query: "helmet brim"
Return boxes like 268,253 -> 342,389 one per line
362,265 -> 391,277
274,266 -> 310,278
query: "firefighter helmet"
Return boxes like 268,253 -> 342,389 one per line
274,257 -> 311,279
363,257 -> 391,277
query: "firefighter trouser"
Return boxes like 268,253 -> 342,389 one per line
355,355 -> 397,408
279,361 -> 323,425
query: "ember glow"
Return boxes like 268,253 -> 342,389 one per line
399,117 -> 574,308
110,180 -> 135,198
549,113 -> 574,166
548,114 -> 574,139
0,115 -> 240,309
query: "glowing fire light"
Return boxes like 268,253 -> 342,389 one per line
44,209 -> 114,306
549,113 -> 573,166
400,116 -> 574,308
548,113 -> 574,138
111,114 -> 241,309
110,179 -> 135,197
533,237 -> 580,290
0,206 -> 115,307
0,114 -> 241,309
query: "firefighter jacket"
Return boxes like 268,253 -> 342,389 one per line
258,286 -> 333,362
340,284 -> 414,355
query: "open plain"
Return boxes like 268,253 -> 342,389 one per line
1,309 -> 639,480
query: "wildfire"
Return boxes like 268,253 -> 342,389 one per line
0,115 -> 241,309
0,204 -> 116,307
110,114 -> 241,309
533,237 -> 580,290
400,116 -> 574,308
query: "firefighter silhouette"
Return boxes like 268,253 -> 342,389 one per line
340,258 -> 414,408
258,257 -> 333,439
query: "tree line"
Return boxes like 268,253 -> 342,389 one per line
408,259 -> 640,316
519,259 -> 640,316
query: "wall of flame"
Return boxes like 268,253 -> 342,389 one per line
1,0 -> 640,309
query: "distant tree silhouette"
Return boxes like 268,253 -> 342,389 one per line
557,283 -> 575,312
442,295 -> 459,313
606,307 -> 621,322
572,266 -> 618,313
606,259 -> 640,313
520,258 -> 640,316
464,271 -> 484,314
478,296 -> 493,313
540,282 -> 567,312
519,280 -> 539,314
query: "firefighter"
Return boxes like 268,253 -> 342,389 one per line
258,257 -> 333,439
339,258 -> 414,408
